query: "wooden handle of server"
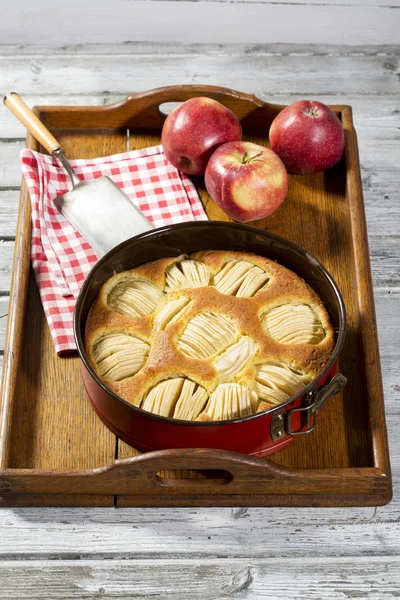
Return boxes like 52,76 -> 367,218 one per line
3,92 -> 61,154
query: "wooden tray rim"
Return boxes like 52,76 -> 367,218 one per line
0,85 -> 392,507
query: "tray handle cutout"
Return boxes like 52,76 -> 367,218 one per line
155,468 -> 233,490
111,448 -> 293,494
126,85 -> 267,127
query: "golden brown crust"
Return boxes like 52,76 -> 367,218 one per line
85,250 -> 335,418
256,400 -> 275,413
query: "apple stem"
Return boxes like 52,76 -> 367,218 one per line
305,108 -> 318,117
242,151 -> 263,164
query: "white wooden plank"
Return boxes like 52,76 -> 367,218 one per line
372,289 -> 400,357
0,557 -> 400,600
0,52 -> 399,97
0,242 -> 14,292
364,169 -> 400,238
2,1 -> 399,45
0,502 -> 396,557
6,41 -> 398,57
174,0 -> 400,4
380,355 -> 400,418
369,237 -> 400,289
357,130 -> 400,173
0,297 -> 8,350
0,191 -> 19,238
0,43 -> 399,57
0,141 -> 24,188
0,491 -> 398,558
161,0 -> 400,4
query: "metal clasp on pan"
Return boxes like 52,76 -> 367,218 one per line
271,373 -> 347,441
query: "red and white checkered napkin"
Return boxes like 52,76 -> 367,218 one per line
21,145 -> 207,355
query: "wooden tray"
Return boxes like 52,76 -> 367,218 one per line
0,85 -> 392,507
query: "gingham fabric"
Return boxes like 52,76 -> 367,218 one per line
21,145 -> 207,355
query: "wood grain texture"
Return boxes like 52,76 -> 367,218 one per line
160,0 -> 400,4
0,489 -> 399,557
0,43 -> 399,597
1,1 -> 399,45
0,298 -> 9,349
1,50 -> 399,97
0,557 -> 400,599
0,242 -> 14,292
0,192 -> 19,238
1,43 -> 399,56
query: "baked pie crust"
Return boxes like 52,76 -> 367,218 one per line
85,250 -> 335,422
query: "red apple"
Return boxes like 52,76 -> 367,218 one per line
205,141 -> 288,223
161,97 -> 242,175
269,100 -> 345,174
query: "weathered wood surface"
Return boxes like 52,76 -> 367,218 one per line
2,1 -> 399,45
1,557 -> 400,599
0,43 -> 399,597
1,47 -> 400,96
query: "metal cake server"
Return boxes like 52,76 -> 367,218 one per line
4,92 -> 153,257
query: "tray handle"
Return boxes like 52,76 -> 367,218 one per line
129,85 -> 265,117
106,448 -> 299,494
101,85 -> 272,130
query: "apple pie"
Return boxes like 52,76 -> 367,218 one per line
85,250 -> 335,422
